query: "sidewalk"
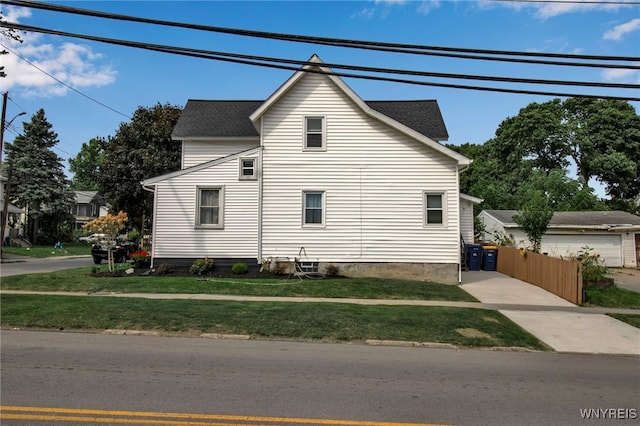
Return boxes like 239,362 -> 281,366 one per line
461,271 -> 640,356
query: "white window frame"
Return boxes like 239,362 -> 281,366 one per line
424,192 -> 446,227
239,157 -> 257,180
302,190 -> 326,227
303,116 -> 326,151
196,186 -> 224,229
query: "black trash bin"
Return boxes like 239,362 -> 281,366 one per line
482,246 -> 498,271
466,244 -> 482,271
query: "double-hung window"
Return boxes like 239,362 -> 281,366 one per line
304,116 -> 325,150
196,186 -> 223,228
424,192 -> 445,226
303,191 -> 325,226
239,158 -> 256,180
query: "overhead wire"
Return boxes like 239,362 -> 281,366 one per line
3,21 -> 639,101
3,0 -> 639,67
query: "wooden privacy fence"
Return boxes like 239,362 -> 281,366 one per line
496,246 -> 583,304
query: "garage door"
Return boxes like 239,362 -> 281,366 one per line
542,234 -> 622,267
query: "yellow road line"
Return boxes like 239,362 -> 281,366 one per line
0,406 -> 450,426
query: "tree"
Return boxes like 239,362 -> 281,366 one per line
69,137 -> 104,190
98,103 -> 182,231
563,98 -> 640,202
490,98 -> 640,210
1,11 -> 23,78
513,190 -> 554,253
83,211 -> 128,272
4,109 -> 74,244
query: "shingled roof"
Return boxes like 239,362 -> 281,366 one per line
482,210 -> 640,229
172,99 -> 448,141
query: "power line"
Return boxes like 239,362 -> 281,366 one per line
1,43 -> 131,119
492,0 -> 640,4
3,21 -> 638,102
4,0 -> 639,68
6,22 -> 640,90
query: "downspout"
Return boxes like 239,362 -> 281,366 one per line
142,183 -> 156,268
257,144 -> 264,263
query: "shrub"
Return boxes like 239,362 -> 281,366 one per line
231,262 -> 249,275
156,263 -> 174,275
577,246 -> 608,283
190,257 -> 214,275
324,264 -> 340,276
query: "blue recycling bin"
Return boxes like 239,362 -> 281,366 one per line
466,244 -> 482,271
482,246 -> 498,271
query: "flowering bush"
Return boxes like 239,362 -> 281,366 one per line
130,250 -> 150,262
190,257 -> 214,275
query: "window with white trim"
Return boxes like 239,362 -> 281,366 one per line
424,192 -> 445,225
303,191 -> 325,226
239,158 -> 256,180
304,116 -> 325,150
196,187 -> 223,228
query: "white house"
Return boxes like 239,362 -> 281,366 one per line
143,55 -> 476,284
478,209 -> 640,268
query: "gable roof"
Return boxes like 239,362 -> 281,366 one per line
481,209 -> 640,230
172,100 -> 262,139
142,147 -> 261,186
73,191 -> 99,204
172,55 -> 466,166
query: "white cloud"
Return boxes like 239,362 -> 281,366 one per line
481,0 -> 630,19
601,67 -> 640,83
417,1 -> 441,15
1,5 -> 117,98
603,18 -> 640,41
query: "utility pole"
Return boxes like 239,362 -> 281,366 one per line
1,92 -> 26,254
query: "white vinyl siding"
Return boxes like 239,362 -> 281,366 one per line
151,153 -> 259,259
181,140 -> 259,168
459,197 -> 476,245
259,72 -> 460,263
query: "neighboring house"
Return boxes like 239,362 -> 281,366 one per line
143,55 -> 476,284
72,191 -> 107,229
1,175 -> 24,242
478,209 -> 640,268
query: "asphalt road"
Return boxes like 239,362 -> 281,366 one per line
1,330 -> 638,425
0,256 -> 93,277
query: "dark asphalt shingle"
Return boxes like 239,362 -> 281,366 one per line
172,99 -> 448,141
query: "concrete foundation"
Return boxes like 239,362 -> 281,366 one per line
328,262 -> 459,285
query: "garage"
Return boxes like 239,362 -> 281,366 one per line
542,234 -> 622,267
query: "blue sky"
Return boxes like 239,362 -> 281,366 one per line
1,0 -> 639,191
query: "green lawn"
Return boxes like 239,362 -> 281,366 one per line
0,294 -> 548,350
0,267 -> 478,302
607,314 -> 640,329
2,244 -> 91,258
584,286 -> 640,309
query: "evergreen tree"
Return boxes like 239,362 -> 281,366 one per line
4,109 -> 74,244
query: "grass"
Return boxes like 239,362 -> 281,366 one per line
2,244 -> 91,258
607,314 -> 640,329
0,294 -> 548,350
0,267 -> 478,302
584,286 -> 640,309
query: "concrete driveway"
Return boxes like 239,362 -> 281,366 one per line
608,268 -> 640,293
461,271 -> 640,356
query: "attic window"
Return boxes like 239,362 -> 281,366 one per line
239,158 -> 256,180
304,116 -> 325,150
